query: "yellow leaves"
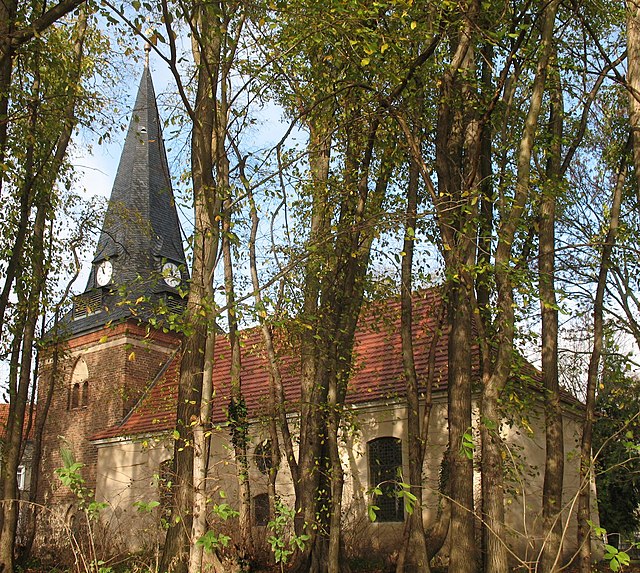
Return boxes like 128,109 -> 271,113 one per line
381,43 -> 389,54
361,57 -> 370,66
410,21 -> 417,30
99,335 -> 108,344
128,351 -> 136,361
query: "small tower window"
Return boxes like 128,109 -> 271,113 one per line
71,384 -> 80,409
69,358 -> 89,410
82,381 -> 89,407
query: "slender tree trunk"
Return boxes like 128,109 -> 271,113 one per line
540,49 -> 565,573
627,0 -> 640,202
0,200 -> 46,573
160,18 -> 219,567
0,0 -> 17,201
446,283 -> 477,573
480,5 -> 558,572
396,158 -> 430,573
326,375 -> 344,573
188,324 -> 219,573
576,137 -> 628,573
223,198 -> 254,557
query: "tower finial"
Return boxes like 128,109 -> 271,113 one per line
144,41 -> 151,68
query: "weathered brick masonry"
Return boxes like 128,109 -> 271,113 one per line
37,322 -> 180,504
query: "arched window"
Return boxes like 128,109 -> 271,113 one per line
69,358 -> 89,410
254,439 -> 274,475
368,437 -> 404,522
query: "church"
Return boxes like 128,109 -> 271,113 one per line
35,63 -> 592,565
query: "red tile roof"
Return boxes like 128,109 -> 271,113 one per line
91,290 -> 475,441
0,404 -> 37,441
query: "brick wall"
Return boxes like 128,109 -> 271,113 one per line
37,320 -> 180,505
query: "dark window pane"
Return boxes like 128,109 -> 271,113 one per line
253,493 -> 270,526
82,381 -> 89,406
368,437 -> 403,522
71,384 -> 79,409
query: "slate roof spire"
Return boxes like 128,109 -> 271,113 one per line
69,61 -> 188,334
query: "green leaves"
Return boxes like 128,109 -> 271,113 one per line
133,500 -> 160,513
196,530 -> 231,553
267,500 -> 309,566
461,429 -> 475,460
211,502 -> 240,521
603,544 -> 631,572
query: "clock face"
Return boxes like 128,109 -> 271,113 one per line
96,260 -> 113,287
162,262 -> 181,288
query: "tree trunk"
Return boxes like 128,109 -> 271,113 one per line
576,137 -> 628,573
396,158 -> 430,573
188,322 -> 217,573
480,5 -> 558,572
446,283 -> 477,573
223,200 -> 254,557
627,0 -> 640,203
540,49 -> 565,573
0,200 -> 46,573
160,18 -> 219,566
434,9 -> 479,571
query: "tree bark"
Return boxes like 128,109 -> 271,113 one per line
434,8 -> 480,571
160,11 -> 220,567
540,48 -> 565,573
627,0 -> 640,202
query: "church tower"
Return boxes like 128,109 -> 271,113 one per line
38,57 -> 187,504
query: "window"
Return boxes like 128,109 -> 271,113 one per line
253,493 -> 270,526
16,465 -> 25,490
158,458 -> 174,515
254,440 -> 274,475
71,384 -> 80,409
368,437 -> 404,522
82,381 -> 89,407
69,358 -> 89,410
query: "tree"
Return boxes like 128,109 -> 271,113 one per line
0,6 -> 104,569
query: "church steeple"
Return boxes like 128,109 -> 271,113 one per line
70,61 -> 188,333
